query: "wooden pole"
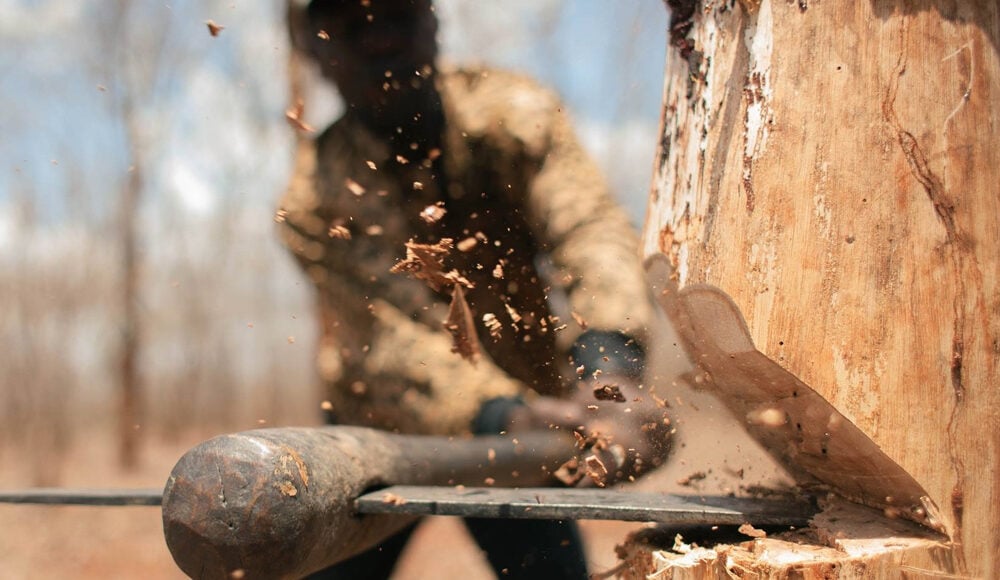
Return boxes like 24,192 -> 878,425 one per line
640,1 -> 998,576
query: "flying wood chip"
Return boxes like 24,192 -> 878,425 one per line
584,454 -> 609,488
420,203 -> 446,224
594,384 -> 626,402
285,100 -> 314,133
344,178 -> 366,196
206,20 -> 224,37
328,225 -> 351,239
483,313 -> 502,340
390,238 -> 472,292
444,285 -> 481,364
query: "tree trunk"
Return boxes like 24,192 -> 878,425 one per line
638,0 -> 998,576
118,117 -> 143,470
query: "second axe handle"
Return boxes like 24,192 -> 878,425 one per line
161,425 -> 578,579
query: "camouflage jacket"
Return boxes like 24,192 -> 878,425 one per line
278,66 -> 654,435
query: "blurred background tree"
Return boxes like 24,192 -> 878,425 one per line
0,0 -> 666,476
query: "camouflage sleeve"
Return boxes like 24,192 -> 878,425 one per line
523,99 -> 656,351
361,300 -> 528,435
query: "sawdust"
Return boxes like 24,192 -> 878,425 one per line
737,523 -> 767,538
381,492 -> 407,506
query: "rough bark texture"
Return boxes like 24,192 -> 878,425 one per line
641,0 -> 998,576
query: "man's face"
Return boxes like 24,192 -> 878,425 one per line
307,0 -> 439,111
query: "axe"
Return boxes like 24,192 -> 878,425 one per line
0,425 -> 815,579
4,256 -> 939,578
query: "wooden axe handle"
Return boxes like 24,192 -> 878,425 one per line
161,425 -> 576,579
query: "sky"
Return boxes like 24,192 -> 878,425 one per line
0,0 -> 669,231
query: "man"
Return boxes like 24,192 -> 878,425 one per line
279,1 -> 671,577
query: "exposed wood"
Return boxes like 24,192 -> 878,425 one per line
646,257 -> 942,531
641,0 -> 999,577
619,499 -> 956,580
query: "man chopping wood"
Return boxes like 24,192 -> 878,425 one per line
278,0 -> 672,577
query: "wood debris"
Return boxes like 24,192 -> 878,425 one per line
457,237 -> 477,252
584,454 -> 609,487
316,29 -> 330,41
344,178 -> 365,196
737,523 -> 767,538
206,20 -> 224,37
284,99 -> 314,133
504,303 -> 522,328
365,160 -> 377,170
420,202 -> 446,224
594,384 -> 626,402
677,471 -> 707,486
483,313 -> 502,340
381,492 -> 407,506
391,238 -> 473,292
672,533 -> 693,554
328,225 -> 351,239
275,481 -> 297,497
444,285 -> 481,364
571,311 -> 588,330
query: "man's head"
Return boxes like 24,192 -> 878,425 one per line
304,0 -> 443,145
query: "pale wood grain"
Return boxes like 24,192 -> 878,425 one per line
640,0 -> 999,576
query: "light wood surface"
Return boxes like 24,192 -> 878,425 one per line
640,1 -> 998,576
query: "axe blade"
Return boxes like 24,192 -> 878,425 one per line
0,485 -> 814,528
356,485 -> 815,527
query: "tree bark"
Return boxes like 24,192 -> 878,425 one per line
640,0 -> 998,576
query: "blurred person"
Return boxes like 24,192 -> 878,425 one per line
279,0 -> 671,577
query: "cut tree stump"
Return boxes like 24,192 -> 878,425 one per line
617,498 -> 955,579
636,0 -> 999,577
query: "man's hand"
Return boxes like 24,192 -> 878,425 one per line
506,376 -> 673,487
